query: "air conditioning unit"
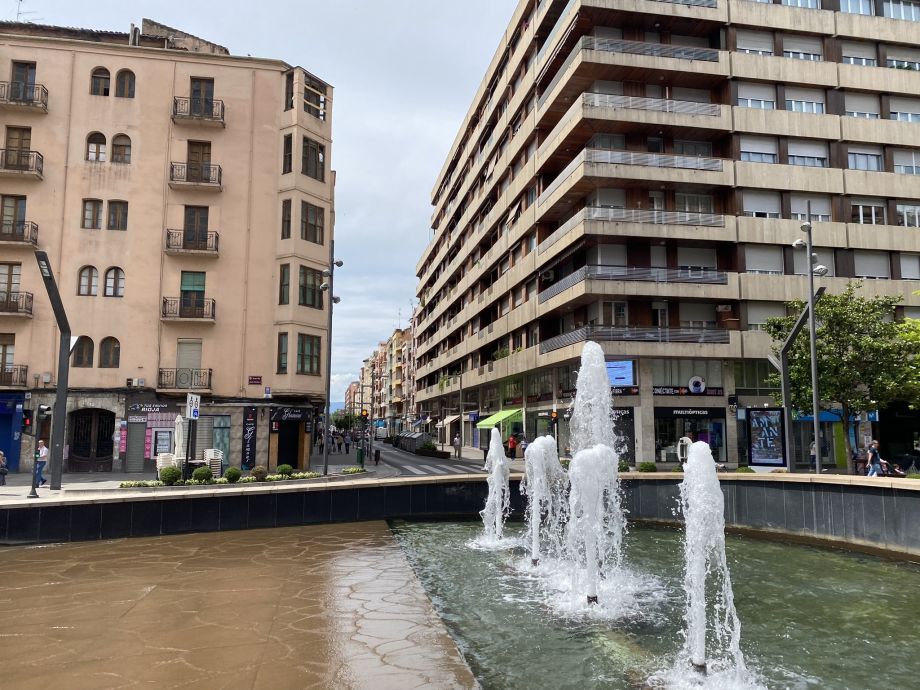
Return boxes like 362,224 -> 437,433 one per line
716,305 -> 733,313
540,270 -> 555,282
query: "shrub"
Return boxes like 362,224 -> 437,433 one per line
265,474 -> 285,481
276,464 -> 294,477
214,477 -> 229,484
907,471 -> 920,480
159,466 -> 181,485
671,463 -> 683,472
238,476 -> 257,483
618,459 -> 629,473
291,471 -> 321,480
119,480 -> 164,488
192,466 -> 214,482
637,462 -> 658,473
342,466 -> 366,474
251,465 -> 268,482
420,441 -> 437,451
735,466 -> 756,473
224,467 -> 242,483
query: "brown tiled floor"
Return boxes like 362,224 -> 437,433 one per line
0,522 -> 478,689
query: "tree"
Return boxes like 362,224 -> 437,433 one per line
332,411 -> 358,430
763,282 -> 919,467
897,318 -> 920,405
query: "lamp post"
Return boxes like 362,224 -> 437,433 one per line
320,241 -> 342,477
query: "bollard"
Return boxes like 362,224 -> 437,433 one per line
374,449 -> 380,466
356,447 -> 364,467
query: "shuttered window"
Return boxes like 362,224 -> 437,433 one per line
745,245 -> 784,274
793,247 -> 836,275
747,301 -> 786,329
740,135 -> 779,163
854,250 -> 891,278
790,194 -> 832,221
737,30 -> 774,55
742,190 -> 781,218
845,92 -> 880,118
901,253 -> 920,279
788,139 -> 829,167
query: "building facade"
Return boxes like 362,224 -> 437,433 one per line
344,381 -> 360,416
414,0 -> 920,467
0,19 -> 334,473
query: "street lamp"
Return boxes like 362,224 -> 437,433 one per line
320,243 -> 342,477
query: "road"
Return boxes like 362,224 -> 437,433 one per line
368,443 -> 486,477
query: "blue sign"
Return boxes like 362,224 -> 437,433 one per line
796,410 -> 878,423
606,360 -> 635,387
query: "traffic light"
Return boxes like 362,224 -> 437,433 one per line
361,409 -> 369,422
36,404 -> 51,422
21,409 -> 33,434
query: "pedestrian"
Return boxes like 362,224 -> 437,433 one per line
319,433 -> 324,456
520,435 -> 528,454
336,433 -> 343,454
328,431 -> 335,453
866,440 -> 884,477
809,439 -> 817,471
453,433 -> 461,459
507,433 -> 517,459
0,450 -> 8,486
36,439 -> 49,486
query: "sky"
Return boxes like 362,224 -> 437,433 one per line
12,0 -> 518,400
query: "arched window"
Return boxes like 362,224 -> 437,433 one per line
115,70 -> 135,98
104,267 -> 125,297
86,132 -> 106,162
112,134 -> 132,164
78,266 -> 98,296
72,336 -> 94,368
90,68 -> 110,96
98,337 -> 120,368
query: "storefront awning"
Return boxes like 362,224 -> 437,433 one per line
476,408 -> 521,429
441,414 -> 460,427
411,418 -> 425,427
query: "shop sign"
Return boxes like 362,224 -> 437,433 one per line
242,406 -> 257,470
611,407 -> 636,465
653,386 -> 725,397
127,415 -> 147,424
654,407 -> 726,419
270,407 -> 309,422
128,402 -> 170,413
612,386 -> 640,396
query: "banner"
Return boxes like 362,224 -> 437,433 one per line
242,406 -> 257,470
749,408 -> 784,466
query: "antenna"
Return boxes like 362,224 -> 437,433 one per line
15,0 -> 41,22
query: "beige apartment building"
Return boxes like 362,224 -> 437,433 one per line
0,20 -> 334,474
414,0 -> 920,468
358,326 -> 416,437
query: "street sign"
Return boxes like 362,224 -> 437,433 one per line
186,393 -> 201,420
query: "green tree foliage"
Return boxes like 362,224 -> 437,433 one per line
332,411 -> 358,430
763,282 -> 918,464
897,318 -> 920,404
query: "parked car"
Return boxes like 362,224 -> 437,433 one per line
374,427 -> 388,440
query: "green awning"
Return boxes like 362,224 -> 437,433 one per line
476,408 -> 521,429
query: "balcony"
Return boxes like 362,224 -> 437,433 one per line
157,368 -> 213,391
540,325 -> 731,354
0,150 -> 43,178
539,265 -> 729,303
161,297 -> 217,322
169,162 -> 222,191
164,229 -> 220,257
0,82 -> 48,111
0,364 -> 28,387
0,291 -> 33,317
0,220 -> 38,246
172,97 -> 225,126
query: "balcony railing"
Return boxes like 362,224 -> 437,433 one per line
0,150 -> 43,175
540,325 -> 731,354
0,81 -> 49,110
539,265 -> 729,303
0,220 -> 38,244
161,297 -> 217,320
165,229 -> 220,253
0,291 -> 33,315
169,162 -> 222,186
584,92 -> 722,117
158,368 -> 212,390
540,206 -> 725,253
172,97 -> 225,124
0,364 -> 28,387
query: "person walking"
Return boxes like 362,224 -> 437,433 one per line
507,433 -> 517,459
336,433 -> 343,454
344,431 -> 352,455
866,440 -> 884,477
0,450 -> 8,486
809,439 -> 817,471
36,439 -> 49,486
453,433 -> 461,459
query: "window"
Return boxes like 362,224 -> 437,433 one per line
845,92 -> 880,119
98,337 -> 120,368
104,267 -> 125,297
897,204 -> 920,227
842,0 -> 874,13
894,149 -> 920,174
277,332 -> 288,373
891,111 -> 920,122
843,55 -> 877,66
86,132 -> 106,162
790,194 -> 832,222
90,68 -> 110,96
888,58 -> 920,70
675,193 -> 714,214
112,134 -> 131,164
302,137 -> 325,181
746,302 -> 786,331
890,96 -> 920,121
793,246 -> 836,274
786,99 -> 825,113
279,263 -> 290,305
784,50 -> 821,61
841,41 -> 877,66
854,250 -> 891,278
106,201 -> 128,230
81,200 -> 103,229
745,245 -> 784,275
303,74 -> 327,120
115,70 -> 135,98
1,195 -> 26,234
78,266 -> 98,295
884,0 -> 920,20
281,199 -> 292,239
737,82 -> 776,109
901,253 -> 920,279
848,148 -> 884,171
782,0 -> 819,6
284,72 -> 294,111
736,30 -> 774,56
738,97 -> 775,109
179,272 -> 206,317
851,198 -> 888,224
788,139 -> 829,167
72,336 -> 94,367
298,266 -> 323,308
734,360 -> 779,395
282,134 -> 292,174
296,333 -> 321,375
674,140 -> 712,157
740,135 -> 778,163
301,201 -> 324,243
742,190 -> 781,218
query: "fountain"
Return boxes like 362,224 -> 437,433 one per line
478,427 -> 511,545
520,435 -> 566,566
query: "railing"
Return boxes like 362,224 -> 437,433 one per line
536,0 -> 577,65
0,291 -> 33,315
165,229 -> 220,252
538,265 -> 728,303
540,325 -> 730,353
169,162 -> 222,186
0,150 -> 43,175
0,220 -> 38,244
0,364 -> 28,387
539,206 -> 725,253
0,81 -> 49,109
584,92 -> 722,117
172,96 -> 225,122
158,368 -> 213,390
161,297 -> 217,320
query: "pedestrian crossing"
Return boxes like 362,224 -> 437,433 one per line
415,463 -> 484,475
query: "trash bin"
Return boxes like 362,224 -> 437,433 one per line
374,449 -> 380,465
356,447 -> 364,466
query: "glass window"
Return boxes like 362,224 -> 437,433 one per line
301,201 -> 324,244
737,97 -> 775,109
78,266 -> 98,295
86,132 -> 106,162
296,333 -> 321,375
81,199 -> 103,229
298,266 -> 323,309
303,74 -> 327,120
104,267 -> 125,297
851,202 -> 887,225
279,263 -> 290,305
841,0 -> 874,14
888,58 -> 920,70
72,336 -> 94,367
741,151 -> 777,163
788,154 -> 828,167
111,134 -> 131,163
782,0 -> 820,7
848,152 -> 883,171
785,99 -> 825,113
277,332 -> 288,374
98,337 -> 120,368
784,51 -> 821,61
891,111 -> 920,122
896,204 -> 920,227
282,134 -> 292,174
281,199 -> 291,239
107,201 -> 128,230
884,0 -> 920,21
115,70 -> 135,98
734,360 -> 779,394
90,68 -> 110,96
302,137 -> 325,181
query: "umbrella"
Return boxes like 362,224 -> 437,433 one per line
173,415 -> 185,458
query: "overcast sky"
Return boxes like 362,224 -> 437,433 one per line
14,0 -> 517,400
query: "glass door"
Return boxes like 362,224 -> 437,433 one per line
0,196 -> 26,237
190,78 -> 214,117
183,206 -> 209,250
186,141 -> 211,183
179,271 -> 206,317
11,62 -> 36,101
5,127 -> 31,169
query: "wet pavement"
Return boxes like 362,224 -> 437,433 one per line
0,521 -> 478,689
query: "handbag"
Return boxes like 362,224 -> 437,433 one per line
0,466 -> 8,475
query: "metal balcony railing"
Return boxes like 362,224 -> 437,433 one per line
538,265 -> 729,303
0,291 -> 33,315
158,368 -> 212,390
0,220 -> 38,244
584,92 -> 722,117
169,162 -> 222,186
0,150 -> 43,175
539,325 -> 731,354
0,364 -> 28,386
172,97 -> 225,123
0,81 -> 49,109
165,229 -> 220,252
161,297 -> 216,320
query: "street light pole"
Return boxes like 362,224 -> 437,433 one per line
320,241 -> 342,477
803,221 -> 822,475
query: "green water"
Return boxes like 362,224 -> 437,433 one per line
392,521 -> 920,690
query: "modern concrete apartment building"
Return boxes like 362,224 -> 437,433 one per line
360,327 -> 415,436
414,0 -> 920,467
0,20 -> 334,473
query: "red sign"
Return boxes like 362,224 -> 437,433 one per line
248,376 -> 262,385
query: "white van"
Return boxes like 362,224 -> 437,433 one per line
374,427 -> 388,440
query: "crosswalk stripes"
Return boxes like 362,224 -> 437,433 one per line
402,465 -> 427,475
418,464 -> 449,474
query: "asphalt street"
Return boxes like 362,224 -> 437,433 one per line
363,443 -> 487,476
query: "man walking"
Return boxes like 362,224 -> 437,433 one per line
36,439 -> 49,486
453,433 -> 461,459
344,431 -> 352,455
866,440 -> 884,477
